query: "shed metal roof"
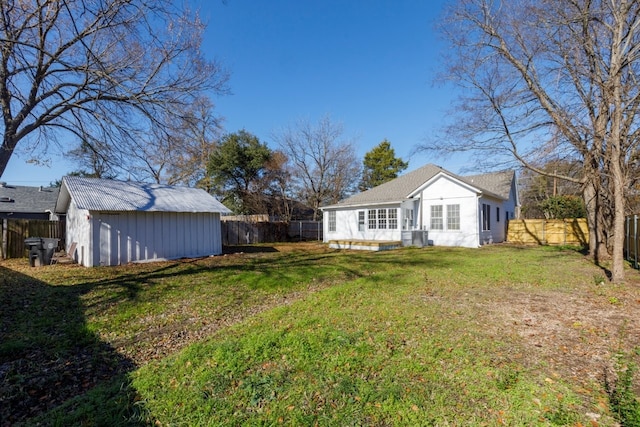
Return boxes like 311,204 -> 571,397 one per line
55,177 -> 231,214
322,164 -> 515,209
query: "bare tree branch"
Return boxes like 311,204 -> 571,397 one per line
0,0 -> 229,177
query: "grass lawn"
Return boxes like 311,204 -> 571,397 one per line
2,243 -> 640,426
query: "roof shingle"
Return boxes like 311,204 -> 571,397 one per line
324,164 -> 515,208
0,183 -> 59,214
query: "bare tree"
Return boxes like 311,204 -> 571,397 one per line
275,116 -> 360,221
263,150 -> 294,222
419,0 -> 640,282
120,97 -> 222,187
0,0 -> 228,178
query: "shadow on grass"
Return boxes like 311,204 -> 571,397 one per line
0,245 -> 460,424
0,265 -> 146,426
223,245 -> 279,254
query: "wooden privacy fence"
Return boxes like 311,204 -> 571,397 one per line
507,218 -> 588,246
2,219 -> 65,259
221,220 -> 322,245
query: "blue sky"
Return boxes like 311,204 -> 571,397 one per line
2,0 -> 465,187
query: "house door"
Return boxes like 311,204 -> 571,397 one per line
401,199 -> 421,230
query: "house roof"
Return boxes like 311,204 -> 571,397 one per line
55,176 -> 232,214
463,170 -> 516,200
322,164 -> 516,209
0,182 -> 60,214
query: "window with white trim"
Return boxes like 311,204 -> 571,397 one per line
328,211 -> 336,232
430,205 -> 443,230
358,211 -> 365,231
389,209 -> 398,229
447,204 -> 460,230
368,209 -> 377,229
378,209 -> 387,229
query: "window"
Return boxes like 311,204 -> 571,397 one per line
378,209 -> 387,229
430,205 -> 443,230
447,204 -> 460,230
389,209 -> 398,229
328,211 -> 336,232
365,208 -> 399,230
368,209 -> 377,229
497,207 -> 500,222
482,203 -> 491,231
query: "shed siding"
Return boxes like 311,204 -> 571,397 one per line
82,211 -> 222,266
66,200 -> 92,266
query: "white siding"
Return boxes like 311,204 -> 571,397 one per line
322,172 -> 518,249
420,175 -> 480,248
324,205 -> 402,242
66,200 -> 92,267
477,196 -> 505,245
72,210 -> 223,267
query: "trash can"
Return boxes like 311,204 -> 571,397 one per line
42,238 -> 59,265
24,237 -> 44,267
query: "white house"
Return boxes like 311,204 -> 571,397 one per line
55,177 -> 231,267
320,164 -> 519,249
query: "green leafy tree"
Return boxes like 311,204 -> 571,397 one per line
539,195 -> 586,219
359,140 -> 408,191
208,130 -> 273,214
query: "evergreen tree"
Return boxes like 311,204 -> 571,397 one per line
207,130 -> 273,214
359,140 -> 408,191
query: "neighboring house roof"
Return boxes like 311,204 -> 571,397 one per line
0,182 -> 59,216
55,176 -> 232,214
322,163 -> 516,209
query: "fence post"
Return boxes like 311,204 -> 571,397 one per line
1,218 -> 6,259
633,215 -> 638,268
626,215 -> 630,261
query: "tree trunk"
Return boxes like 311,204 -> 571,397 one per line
583,179 -> 609,263
0,134 -> 18,178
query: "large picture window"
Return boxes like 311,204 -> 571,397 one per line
447,204 -> 460,230
365,208 -> 398,230
430,205 -> 443,230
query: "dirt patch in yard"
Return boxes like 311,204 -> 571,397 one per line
466,274 -> 640,394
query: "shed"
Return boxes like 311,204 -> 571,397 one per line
55,177 -> 231,267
